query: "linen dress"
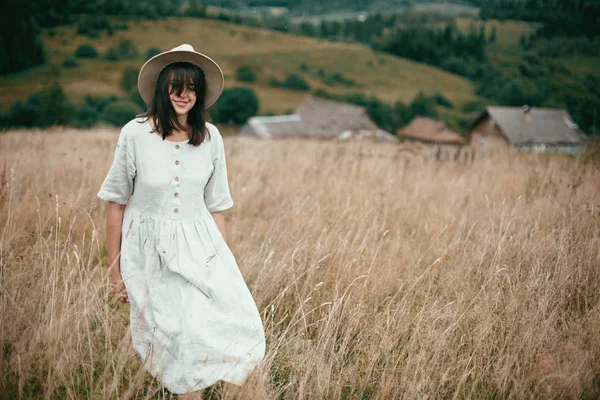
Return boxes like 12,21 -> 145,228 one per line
97,118 -> 265,394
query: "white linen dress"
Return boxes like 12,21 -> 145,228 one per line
97,118 -> 265,394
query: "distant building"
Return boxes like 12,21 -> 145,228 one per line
470,106 -> 589,153
400,117 -> 465,146
239,115 -> 305,139
240,96 -> 396,142
338,129 -> 399,143
295,96 -> 380,140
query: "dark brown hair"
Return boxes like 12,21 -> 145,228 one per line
139,62 -> 210,146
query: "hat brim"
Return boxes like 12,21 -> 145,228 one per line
138,50 -> 224,109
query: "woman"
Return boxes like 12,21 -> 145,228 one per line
97,44 -> 266,398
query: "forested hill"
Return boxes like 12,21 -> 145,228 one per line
194,0 -> 491,14
5,0 -> 498,29
480,0 -> 600,38
16,0 -> 497,22
1,0 -> 598,134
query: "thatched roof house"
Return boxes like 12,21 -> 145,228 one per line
239,115 -> 305,139
401,117 -> 465,145
470,106 -> 589,153
295,96 -> 379,139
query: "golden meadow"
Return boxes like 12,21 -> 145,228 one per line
1,128 -> 599,399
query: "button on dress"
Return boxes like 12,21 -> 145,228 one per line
97,118 -> 265,394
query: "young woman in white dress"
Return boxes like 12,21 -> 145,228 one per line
98,44 -> 265,399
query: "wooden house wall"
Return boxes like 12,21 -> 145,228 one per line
471,116 -> 509,150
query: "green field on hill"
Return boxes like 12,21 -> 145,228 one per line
0,18 -> 475,119
414,3 -> 479,17
560,55 -> 600,75
454,18 -> 537,48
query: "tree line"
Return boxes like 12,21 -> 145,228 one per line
374,22 -> 488,72
0,66 -> 261,129
0,0 -> 186,74
480,0 -> 600,38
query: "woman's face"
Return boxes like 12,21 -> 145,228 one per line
168,80 -> 197,117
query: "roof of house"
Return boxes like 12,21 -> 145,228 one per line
401,117 -> 465,145
295,96 -> 378,139
338,129 -> 399,143
473,106 -> 587,145
239,114 -> 305,139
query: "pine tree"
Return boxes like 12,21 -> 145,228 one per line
489,26 -> 497,44
0,0 -> 45,74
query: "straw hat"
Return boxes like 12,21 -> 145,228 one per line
137,44 -> 224,108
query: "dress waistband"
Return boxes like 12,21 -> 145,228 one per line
127,196 -> 212,220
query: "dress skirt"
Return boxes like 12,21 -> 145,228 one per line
120,203 -> 265,393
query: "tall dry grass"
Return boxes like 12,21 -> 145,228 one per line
1,128 -> 599,399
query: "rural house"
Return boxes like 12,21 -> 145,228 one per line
240,96 -> 396,142
239,115 -> 305,139
295,96 -> 386,140
400,117 -> 465,146
400,116 -> 469,162
470,106 -> 589,153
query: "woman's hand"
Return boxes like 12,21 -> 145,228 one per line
109,265 -> 129,303
210,211 -> 228,245
106,201 -> 128,303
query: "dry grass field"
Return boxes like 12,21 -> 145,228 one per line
1,128 -> 600,399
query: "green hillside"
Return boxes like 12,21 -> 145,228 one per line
0,17 -> 475,118
454,18 -> 537,48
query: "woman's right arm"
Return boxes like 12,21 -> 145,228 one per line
97,124 -> 136,302
106,201 -> 128,302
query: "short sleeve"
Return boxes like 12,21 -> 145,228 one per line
97,126 -> 136,205
204,126 -> 234,213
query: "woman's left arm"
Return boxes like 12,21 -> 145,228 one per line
205,126 -> 233,245
211,211 -> 228,245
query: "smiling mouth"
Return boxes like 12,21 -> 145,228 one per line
174,100 -> 188,107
